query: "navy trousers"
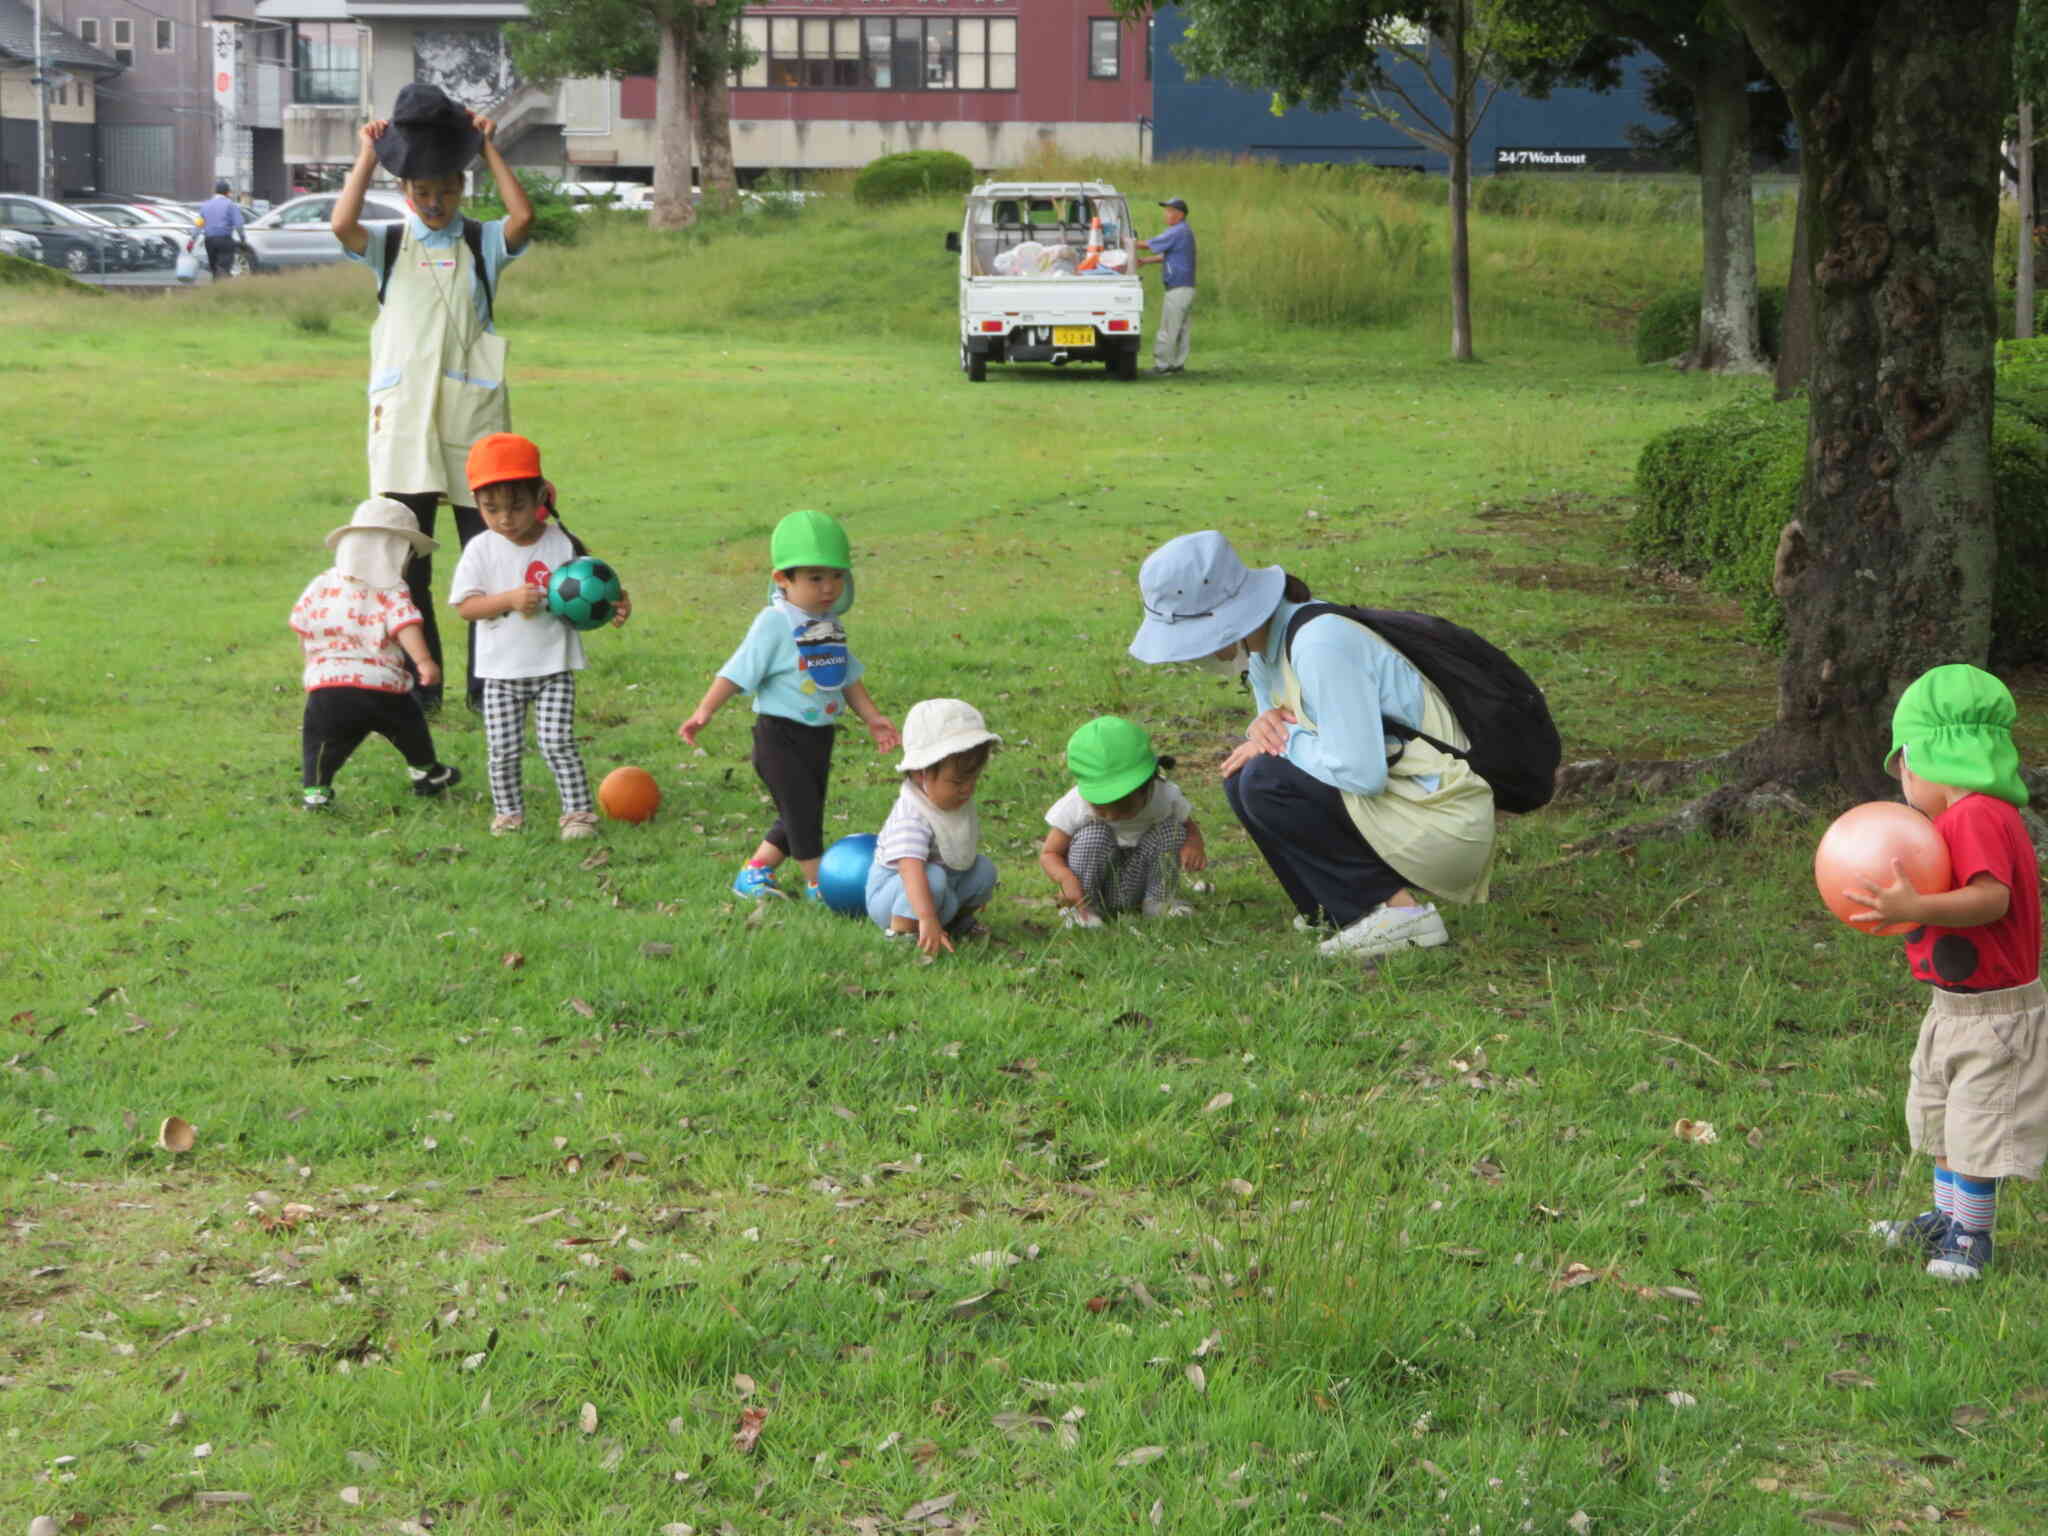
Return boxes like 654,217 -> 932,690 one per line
1223,752 -> 1406,928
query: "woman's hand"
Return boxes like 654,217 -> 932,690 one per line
1246,706 -> 1298,756
1219,741 -> 1260,780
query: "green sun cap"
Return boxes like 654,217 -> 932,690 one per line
1887,663 -> 2028,806
770,509 -> 851,573
1067,715 -> 1159,806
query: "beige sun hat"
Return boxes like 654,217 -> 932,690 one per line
898,699 -> 1002,772
323,497 -> 437,555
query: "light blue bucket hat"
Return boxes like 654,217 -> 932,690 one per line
1128,531 -> 1287,664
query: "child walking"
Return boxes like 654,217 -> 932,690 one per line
448,434 -> 629,841
679,510 -> 898,900
1850,664 -> 2045,1283
867,700 -> 1002,955
332,82 -> 535,712
290,498 -> 462,809
1040,715 -> 1205,927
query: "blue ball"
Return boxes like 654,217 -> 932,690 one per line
816,833 -> 876,917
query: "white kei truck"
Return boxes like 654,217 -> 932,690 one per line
946,180 -> 1144,381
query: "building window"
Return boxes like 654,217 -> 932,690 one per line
1088,18 -> 1120,80
155,18 -> 172,51
111,15 -> 132,66
77,17 -> 98,47
742,14 -> 1015,91
293,21 -> 360,106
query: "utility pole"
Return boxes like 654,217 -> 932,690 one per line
32,0 -> 51,196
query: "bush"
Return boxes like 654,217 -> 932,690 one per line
852,150 -> 975,206
1634,285 -> 1785,364
470,170 -> 580,246
1629,381 -> 2048,666
0,252 -> 98,292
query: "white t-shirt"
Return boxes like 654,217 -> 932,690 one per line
290,570 -> 422,694
1044,778 -> 1192,848
448,525 -> 586,680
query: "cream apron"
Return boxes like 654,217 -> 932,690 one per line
365,223 -> 510,499
1277,628 -> 1497,905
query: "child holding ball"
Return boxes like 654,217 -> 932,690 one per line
1040,716 -> 1205,927
449,433 -> 629,841
680,510 -> 898,901
1850,664 -> 2045,1282
866,700 -> 1001,955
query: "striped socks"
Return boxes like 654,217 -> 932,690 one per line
1948,1170 -> 1998,1234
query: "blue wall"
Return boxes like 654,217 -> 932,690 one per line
1151,12 -> 1673,173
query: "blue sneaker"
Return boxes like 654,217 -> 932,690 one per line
1927,1226 -> 1993,1282
732,862 -> 786,900
1871,1209 -> 1952,1256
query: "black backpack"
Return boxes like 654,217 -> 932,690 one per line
377,218 -> 492,323
1282,602 -> 1560,813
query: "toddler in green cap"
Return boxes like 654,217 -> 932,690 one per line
679,510 -> 899,900
1849,664 -> 2044,1283
1039,716 -> 1206,927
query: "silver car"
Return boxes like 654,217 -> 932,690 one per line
72,202 -> 194,267
0,227 -> 43,264
234,191 -> 409,275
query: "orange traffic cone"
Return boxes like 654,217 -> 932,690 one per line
1077,215 -> 1104,271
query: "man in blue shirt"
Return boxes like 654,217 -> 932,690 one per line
197,180 -> 244,278
1137,197 -> 1197,374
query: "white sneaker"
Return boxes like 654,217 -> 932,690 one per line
1318,902 -> 1449,959
1142,896 -> 1193,919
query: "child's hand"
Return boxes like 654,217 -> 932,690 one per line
359,119 -> 389,152
1844,858 -> 1924,927
917,916 -> 955,957
1180,831 -> 1207,873
470,110 -> 498,143
510,585 -> 545,617
416,658 -> 442,689
611,590 -> 632,627
679,710 -> 712,746
866,715 -> 900,752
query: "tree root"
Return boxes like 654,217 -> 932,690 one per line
1559,780 -> 1813,854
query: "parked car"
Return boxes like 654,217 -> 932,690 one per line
0,194 -> 145,274
234,191 -> 408,275
560,180 -> 653,212
70,202 -> 192,267
0,227 -> 44,264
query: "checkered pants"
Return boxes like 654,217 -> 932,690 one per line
1068,818 -> 1186,915
481,673 -> 591,819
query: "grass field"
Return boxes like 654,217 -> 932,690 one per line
6,169 -> 2048,1535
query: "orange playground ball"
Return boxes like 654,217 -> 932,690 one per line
1813,800 -> 1952,935
598,766 -> 661,823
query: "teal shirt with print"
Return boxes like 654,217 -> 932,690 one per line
716,600 -> 863,725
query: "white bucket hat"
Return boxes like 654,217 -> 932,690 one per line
324,497 -> 437,555
1128,531 -> 1286,664
898,699 -> 1002,772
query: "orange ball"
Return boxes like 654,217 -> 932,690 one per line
1813,800 -> 1952,935
598,766 -> 661,823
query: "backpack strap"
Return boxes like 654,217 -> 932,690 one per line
1281,601 -> 1471,764
376,219 -> 402,304
374,218 -> 493,327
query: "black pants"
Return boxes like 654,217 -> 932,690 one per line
302,686 -> 438,787
1223,752 -> 1407,928
752,715 -> 837,861
204,234 -> 237,277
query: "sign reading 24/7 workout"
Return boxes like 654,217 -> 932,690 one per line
1494,147 -> 1646,172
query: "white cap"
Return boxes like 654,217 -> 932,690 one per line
898,698 -> 1002,771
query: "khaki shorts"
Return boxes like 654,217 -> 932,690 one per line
1905,979 -> 2048,1180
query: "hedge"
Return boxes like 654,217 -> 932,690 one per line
851,150 -> 975,206
470,171 -> 580,246
1634,285 -> 1785,365
1629,379 -> 2048,667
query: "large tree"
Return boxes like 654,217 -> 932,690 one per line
1718,0 -> 2017,794
508,0 -> 750,230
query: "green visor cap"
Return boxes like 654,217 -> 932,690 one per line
1067,715 -> 1159,806
771,509 -> 851,572
1887,663 -> 2028,806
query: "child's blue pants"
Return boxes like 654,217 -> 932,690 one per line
865,855 -> 998,932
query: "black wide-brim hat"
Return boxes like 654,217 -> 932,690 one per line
373,83 -> 482,181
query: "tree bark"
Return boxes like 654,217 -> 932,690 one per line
1446,0 -> 1475,363
651,16 -> 698,231
1722,0 -> 2014,796
2020,100 -> 2036,340
1686,37 -> 1767,373
1774,174 -> 1812,399
696,57 -> 738,213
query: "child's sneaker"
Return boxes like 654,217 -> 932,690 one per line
413,763 -> 462,797
559,811 -> 599,841
491,813 -> 525,836
732,861 -> 785,900
1871,1209 -> 1952,1255
1927,1227 -> 1993,1282
1143,895 -> 1194,919
302,788 -> 333,811
804,882 -> 826,904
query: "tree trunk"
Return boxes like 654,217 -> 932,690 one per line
652,17 -> 698,231
1724,0 -> 2014,796
1446,0 -> 1475,363
1687,38 -> 1767,373
696,58 -> 739,214
1774,175 -> 1812,399
2020,100 -> 2036,341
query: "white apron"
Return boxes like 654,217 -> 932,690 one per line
365,223 -> 510,500
1277,630 -> 1496,905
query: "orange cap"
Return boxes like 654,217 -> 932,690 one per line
467,432 -> 542,491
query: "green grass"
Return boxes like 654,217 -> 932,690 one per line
5,168 -> 2047,1535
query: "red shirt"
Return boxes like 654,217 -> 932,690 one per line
1903,793 -> 2041,991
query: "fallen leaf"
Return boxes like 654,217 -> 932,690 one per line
902,1492 -> 958,1522
579,1402 -> 598,1435
1754,1478 -> 1781,1493
339,1487 -> 362,1506
1552,1262 -> 1607,1291
501,951 -> 524,969
566,998 -> 596,1018
1664,1391 -> 1697,1408
640,942 -> 674,959
733,1372 -> 757,1398
732,1406 -> 768,1454
1673,1118 -> 1719,1145
661,1526 -> 697,1536
1150,1497 -> 1164,1527
1567,1514 -> 1592,1536
1202,1092 -> 1234,1113
193,1492 -> 252,1507
1826,1371 -> 1878,1390
1952,1403 -> 1989,1430
1116,1445 -> 1168,1467
1800,1514 -> 1863,1533
461,1351 -> 488,1371
30,1519 -> 60,1536
947,1291 -> 994,1322
158,1115 -> 196,1153
191,1442 -> 212,1458
1186,1363 -> 1207,1394
967,1250 -> 1020,1272
1222,1177 -> 1255,1198
598,1439 -> 624,1472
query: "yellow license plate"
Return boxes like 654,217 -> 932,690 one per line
1053,326 -> 1096,346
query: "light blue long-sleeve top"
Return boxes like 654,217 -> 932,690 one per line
1246,599 -> 1435,798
